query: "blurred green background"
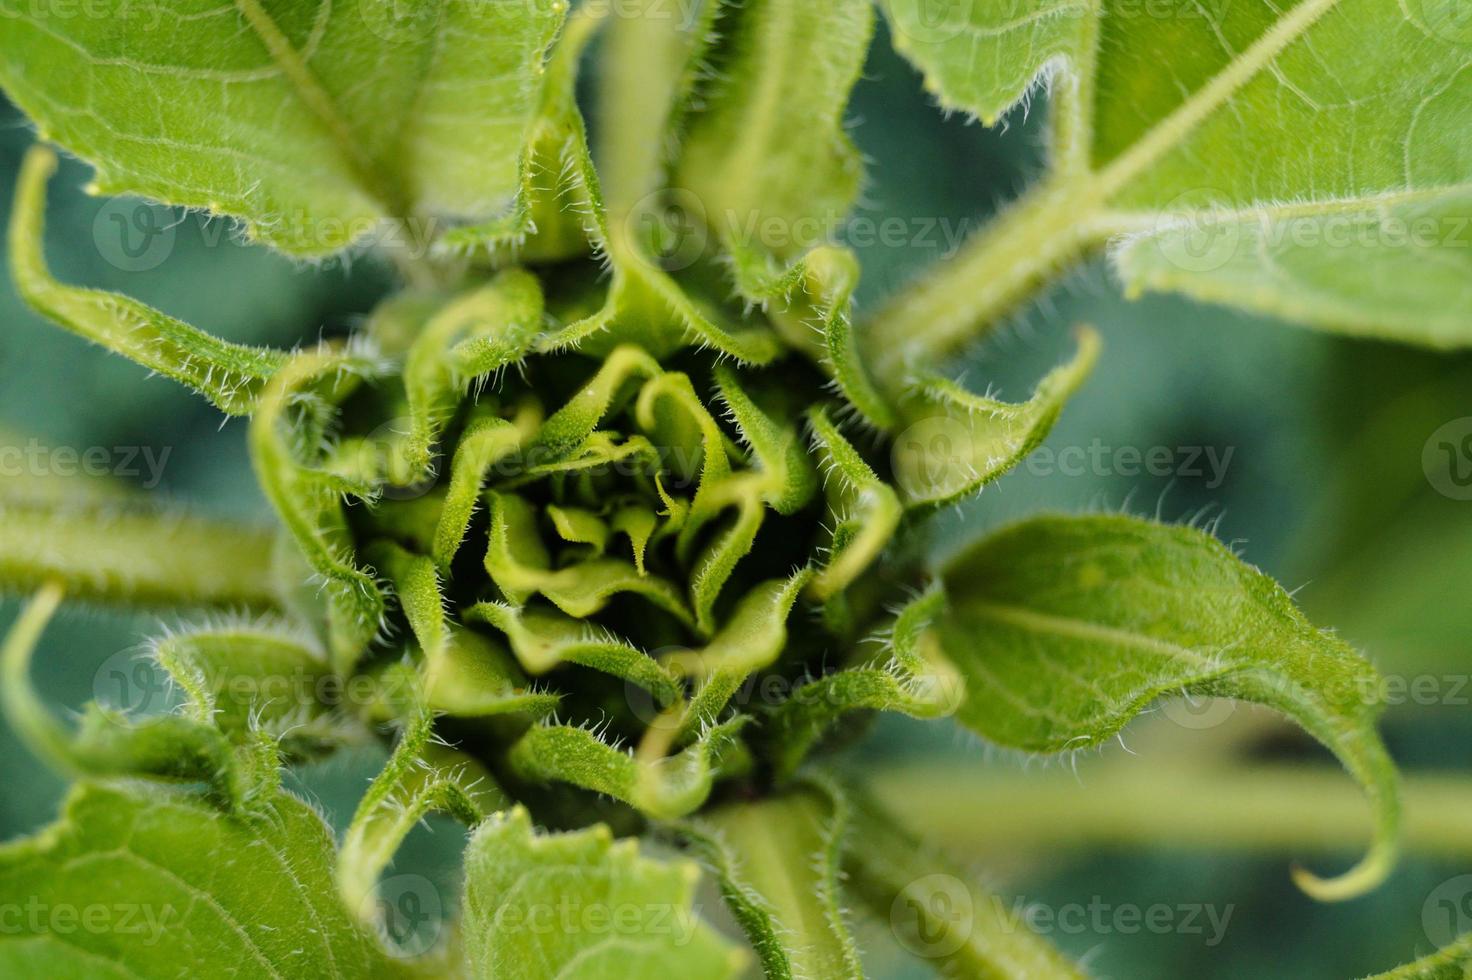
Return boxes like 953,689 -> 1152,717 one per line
2,23 -> 1471,979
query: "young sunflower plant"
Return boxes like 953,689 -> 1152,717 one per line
0,0 -> 1466,977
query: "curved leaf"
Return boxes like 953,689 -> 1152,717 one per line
891,326 -> 1099,509
764,589 -> 964,780
10,147 -> 287,414
3,585 -> 258,809
936,513 -> 1401,900
507,717 -> 748,821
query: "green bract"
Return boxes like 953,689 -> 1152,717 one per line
0,0 -> 1462,976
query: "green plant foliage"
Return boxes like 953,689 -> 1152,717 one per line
871,0 -> 1472,373
463,807 -> 745,979
0,0 -> 568,254
1362,932 -> 1472,979
936,513 -> 1400,901
0,0 -> 1453,975
680,780 -> 862,979
0,780 -> 406,978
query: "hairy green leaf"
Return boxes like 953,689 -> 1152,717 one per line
873,0 -> 1472,362
463,807 -> 745,979
339,702 -> 497,930
149,619 -> 363,758
675,0 -> 874,266
0,0 -> 567,254
806,407 -> 901,601
2,584 -> 259,808
508,717 -> 748,821
891,326 -> 1099,508
466,601 -> 682,707
0,777 -> 402,977
250,348 -> 387,672
11,147 -> 288,414
763,590 -> 963,780
595,0 -> 723,218
671,570 -> 812,732
936,513 -> 1400,900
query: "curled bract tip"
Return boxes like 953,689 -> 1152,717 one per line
1289,834 -> 1399,903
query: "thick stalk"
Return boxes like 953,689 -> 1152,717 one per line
843,783 -> 1088,979
863,177 -> 1116,390
863,763 -> 1472,859
0,504 -> 281,611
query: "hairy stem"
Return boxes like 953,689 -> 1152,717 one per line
0,504 -> 281,611
863,177 -> 1117,390
863,763 -> 1472,859
842,783 -> 1087,979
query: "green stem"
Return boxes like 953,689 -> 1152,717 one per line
863,177 -> 1116,389
0,504 -> 281,611
843,783 -> 1087,979
862,763 -> 1472,859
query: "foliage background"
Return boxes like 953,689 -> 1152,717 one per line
1,25 -> 1469,978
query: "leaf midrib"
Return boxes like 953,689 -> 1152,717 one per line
232,0 -> 407,217
1085,0 -> 1346,201
967,600 -> 1218,670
